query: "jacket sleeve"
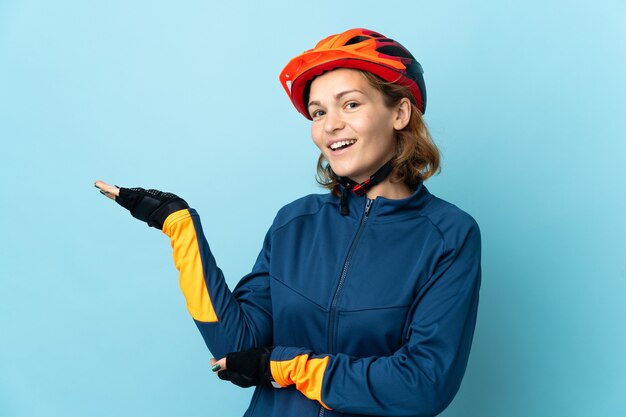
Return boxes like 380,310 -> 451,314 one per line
269,220 -> 481,417
162,208 -> 273,359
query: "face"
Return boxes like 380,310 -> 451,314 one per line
308,68 -> 409,184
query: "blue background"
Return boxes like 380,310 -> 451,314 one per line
1,1 -> 625,416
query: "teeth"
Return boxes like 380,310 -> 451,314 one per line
330,139 -> 356,150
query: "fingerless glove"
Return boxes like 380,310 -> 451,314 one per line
115,187 -> 189,230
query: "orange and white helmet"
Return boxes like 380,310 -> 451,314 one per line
280,28 -> 426,119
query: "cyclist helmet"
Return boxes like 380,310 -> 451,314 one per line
280,28 -> 426,119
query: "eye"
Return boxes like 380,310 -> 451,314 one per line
311,109 -> 325,118
345,101 -> 360,110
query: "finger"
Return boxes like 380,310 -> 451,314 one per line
94,180 -> 120,199
94,180 -> 120,197
211,357 -> 227,372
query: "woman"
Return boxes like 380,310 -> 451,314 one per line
95,28 -> 481,417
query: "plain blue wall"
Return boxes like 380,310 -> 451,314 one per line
1,1 -> 625,416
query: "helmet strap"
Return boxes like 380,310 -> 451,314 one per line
334,159 -> 394,216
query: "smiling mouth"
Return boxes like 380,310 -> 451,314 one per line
329,139 -> 357,152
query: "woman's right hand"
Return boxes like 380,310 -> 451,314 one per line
94,180 -> 189,230
94,180 -> 120,200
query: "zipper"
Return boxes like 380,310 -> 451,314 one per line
327,198 -> 373,354
318,199 -> 373,417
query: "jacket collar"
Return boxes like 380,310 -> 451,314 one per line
339,182 -> 433,221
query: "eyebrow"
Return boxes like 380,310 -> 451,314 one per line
308,89 -> 364,108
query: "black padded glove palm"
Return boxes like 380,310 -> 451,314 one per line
217,347 -> 273,388
115,187 -> 189,230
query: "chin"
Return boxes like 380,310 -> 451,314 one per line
328,163 -> 353,179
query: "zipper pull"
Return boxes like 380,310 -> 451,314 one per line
364,198 -> 373,216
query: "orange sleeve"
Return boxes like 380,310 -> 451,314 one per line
162,209 -> 217,322
270,354 -> 331,410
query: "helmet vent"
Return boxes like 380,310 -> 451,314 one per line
376,45 -> 413,59
344,36 -> 371,46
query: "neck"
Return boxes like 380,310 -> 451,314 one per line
334,159 -> 410,216
365,178 -> 413,200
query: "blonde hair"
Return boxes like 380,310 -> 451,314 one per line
315,70 -> 441,197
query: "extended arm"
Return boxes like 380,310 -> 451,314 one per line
95,181 -> 273,359
163,208 -> 273,358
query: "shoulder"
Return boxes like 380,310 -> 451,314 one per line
272,193 -> 337,230
421,192 -> 481,249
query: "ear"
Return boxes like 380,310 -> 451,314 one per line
393,97 -> 412,130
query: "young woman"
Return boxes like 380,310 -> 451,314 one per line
95,28 -> 481,417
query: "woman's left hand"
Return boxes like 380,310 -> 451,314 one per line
210,347 -> 273,388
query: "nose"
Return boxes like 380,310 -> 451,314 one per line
323,109 -> 344,134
